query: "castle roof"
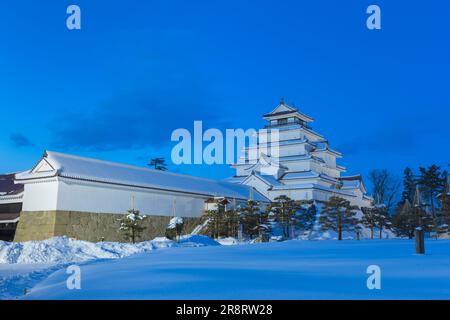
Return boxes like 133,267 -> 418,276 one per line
263,101 -> 314,123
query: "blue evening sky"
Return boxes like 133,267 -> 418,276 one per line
1,0 -> 449,183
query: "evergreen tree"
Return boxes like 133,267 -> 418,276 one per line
268,195 -> 297,239
148,157 -> 168,171
204,209 -> 221,239
361,207 -> 377,239
224,208 -> 240,238
374,205 -> 391,239
166,217 -> 184,242
401,167 -> 416,203
118,208 -> 147,243
417,165 -> 444,217
436,175 -> 450,236
296,201 -> 317,232
392,199 -> 416,239
239,200 -> 264,239
319,196 -> 359,240
392,187 -> 434,238
204,200 -> 227,239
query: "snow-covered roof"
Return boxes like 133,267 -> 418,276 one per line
263,101 -> 314,123
277,154 -> 325,163
245,138 -> 310,149
16,151 -> 269,202
243,172 -> 284,187
341,180 -> 360,189
281,171 -> 338,183
271,183 -> 356,197
223,176 -> 246,184
282,171 -> 319,180
338,175 -> 367,193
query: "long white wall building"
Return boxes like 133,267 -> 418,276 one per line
16,151 -> 268,216
12,151 -> 268,242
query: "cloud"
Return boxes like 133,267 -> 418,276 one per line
47,85 -> 231,152
9,133 -> 34,148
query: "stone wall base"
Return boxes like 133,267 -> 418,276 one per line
14,211 -> 203,242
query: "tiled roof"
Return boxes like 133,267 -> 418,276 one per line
16,151 -> 269,202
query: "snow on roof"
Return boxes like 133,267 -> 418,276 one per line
271,183 -> 356,197
340,179 -> 360,189
277,154 -> 325,163
253,173 -> 284,187
282,171 -> 319,180
223,176 -> 246,184
16,151 -> 269,202
281,171 -> 339,183
263,101 -> 314,123
311,143 -> 342,157
339,175 -> 367,193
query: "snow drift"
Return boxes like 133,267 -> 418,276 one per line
0,235 -> 219,264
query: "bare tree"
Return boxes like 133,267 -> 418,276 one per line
368,169 -> 400,212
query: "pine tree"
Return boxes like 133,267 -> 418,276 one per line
268,195 -> 297,239
239,200 -> 263,239
402,167 -> 416,203
224,209 -> 240,238
204,200 -> 227,239
296,200 -> 317,232
148,157 -> 168,171
361,207 -> 377,239
436,174 -> 450,236
319,196 -> 359,240
417,165 -> 444,218
392,199 -> 416,239
118,208 -> 147,243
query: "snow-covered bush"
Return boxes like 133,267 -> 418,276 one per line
166,217 -> 184,241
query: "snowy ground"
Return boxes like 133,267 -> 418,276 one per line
0,235 -> 218,299
1,238 -> 449,300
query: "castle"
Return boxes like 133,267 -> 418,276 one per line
226,100 -> 373,208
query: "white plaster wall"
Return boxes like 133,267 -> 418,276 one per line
280,160 -> 311,172
21,179 -> 59,211
268,189 -> 313,201
55,179 -> 206,217
277,144 -> 306,157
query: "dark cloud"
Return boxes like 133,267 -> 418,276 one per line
9,133 -> 34,148
47,85 -> 231,152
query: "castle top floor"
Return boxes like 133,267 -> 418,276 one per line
263,100 -> 313,129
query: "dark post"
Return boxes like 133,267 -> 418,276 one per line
415,227 -> 425,254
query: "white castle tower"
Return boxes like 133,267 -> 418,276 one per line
226,100 -> 373,208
